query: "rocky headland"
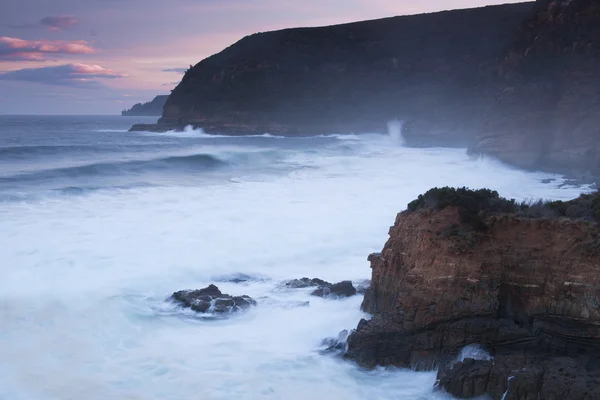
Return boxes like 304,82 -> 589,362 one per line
345,187 -> 600,399
130,0 -> 600,181
122,95 -> 168,116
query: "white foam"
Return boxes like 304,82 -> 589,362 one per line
0,137 -> 589,400
457,344 -> 494,362
139,125 -> 288,139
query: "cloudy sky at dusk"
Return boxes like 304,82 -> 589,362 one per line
1,0 -> 521,115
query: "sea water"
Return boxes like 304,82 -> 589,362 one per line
0,116 -> 588,400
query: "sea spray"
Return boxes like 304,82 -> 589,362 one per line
387,120 -> 405,145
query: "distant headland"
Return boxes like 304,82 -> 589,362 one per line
122,95 -> 168,116
130,0 -> 600,182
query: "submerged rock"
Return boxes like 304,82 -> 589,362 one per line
212,273 -> 269,284
170,284 -> 256,314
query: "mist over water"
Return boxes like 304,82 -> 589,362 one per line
0,116 -> 588,400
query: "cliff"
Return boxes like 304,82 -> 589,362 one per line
346,187 -> 600,399
122,95 -> 168,116
472,0 -> 600,181
131,0 -> 600,181
132,2 -> 534,145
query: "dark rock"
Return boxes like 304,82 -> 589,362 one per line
436,358 -> 494,399
284,277 -> 331,289
436,353 -> 600,400
311,280 -> 357,298
170,284 -> 256,314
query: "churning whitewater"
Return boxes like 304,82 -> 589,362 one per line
0,116 -> 589,400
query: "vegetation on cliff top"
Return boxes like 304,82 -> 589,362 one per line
407,187 -> 600,229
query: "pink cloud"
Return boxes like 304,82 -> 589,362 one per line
69,63 -> 126,77
0,37 -> 94,62
40,16 -> 81,32
0,63 -> 127,87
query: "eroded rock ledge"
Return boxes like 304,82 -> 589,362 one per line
345,187 -> 600,399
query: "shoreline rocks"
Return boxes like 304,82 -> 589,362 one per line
345,187 -> 600,399
284,277 -> 359,299
170,284 -> 256,314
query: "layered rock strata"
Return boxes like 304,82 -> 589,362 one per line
346,188 -> 600,399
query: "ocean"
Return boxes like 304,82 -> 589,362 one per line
0,115 -> 588,400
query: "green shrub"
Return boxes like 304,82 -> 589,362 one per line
406,187 -> 600,227
407,187 -> 520,231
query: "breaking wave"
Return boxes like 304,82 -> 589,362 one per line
1,153 -> 228,183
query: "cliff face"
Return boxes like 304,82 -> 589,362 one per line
122,95 -> 169,116
346,188 -> 600,399
473,0 -> 600,179
155,3 -> 533,145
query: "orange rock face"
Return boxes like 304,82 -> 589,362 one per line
346,195 -> 600,398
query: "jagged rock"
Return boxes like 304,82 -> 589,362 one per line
345,188 -> 600,399
284,277 -> 358,298
170,284 -> 256,314
311,281 -> 357,298
284,277 -> 331,289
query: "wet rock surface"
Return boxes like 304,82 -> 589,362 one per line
171,284 -> 256,314
284,277 -> 330,289
437,354 -> 600,400
311,280 -> 357,298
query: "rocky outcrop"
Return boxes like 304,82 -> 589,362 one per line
345,187 -> 600,399
170,284 -> 256,314
122,95 -> 168,116
311,281 -> 357,298
284,277 -> 358,298
284,277 -> 331,289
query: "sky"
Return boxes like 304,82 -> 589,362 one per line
1,0 -> 522,115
